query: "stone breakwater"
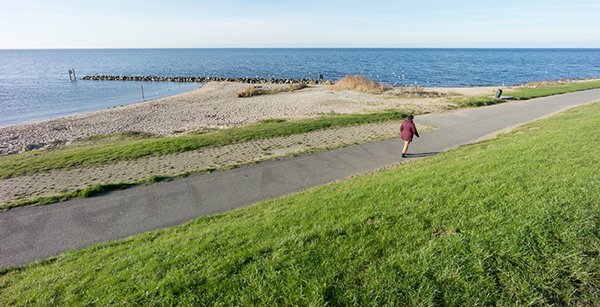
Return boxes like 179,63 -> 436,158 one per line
82,75 -> 334,85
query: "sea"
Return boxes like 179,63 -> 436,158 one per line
1,48 -> 599,126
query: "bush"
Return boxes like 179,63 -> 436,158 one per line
331,75 -> 387,94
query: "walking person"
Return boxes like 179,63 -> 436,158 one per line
400,115 -> 419,158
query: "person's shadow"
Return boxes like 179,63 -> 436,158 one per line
405,152 -> 439,158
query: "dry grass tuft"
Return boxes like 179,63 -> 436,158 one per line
237,83 -> 307,98
391,86 -> 447,98
331,75 -> 388,94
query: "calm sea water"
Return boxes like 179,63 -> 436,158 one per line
1,48 -> 599,126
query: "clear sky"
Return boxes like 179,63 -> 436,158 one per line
1,0 -> 599,48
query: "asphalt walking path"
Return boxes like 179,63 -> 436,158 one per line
1,89 -> 599,268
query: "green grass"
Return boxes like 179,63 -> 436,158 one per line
0,110 -> 407,179
452,95 -> 503,108
1,103 -> 598,305
0,175 -> 177,211
452,80 -> 600,108
507,80 -> 600,99
75,130 -> 156,145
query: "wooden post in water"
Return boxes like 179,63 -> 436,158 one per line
140,84 -> 145,101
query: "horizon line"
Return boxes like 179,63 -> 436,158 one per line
2,46 -> 600,50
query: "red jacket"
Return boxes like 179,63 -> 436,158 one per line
400,119 -> 419,142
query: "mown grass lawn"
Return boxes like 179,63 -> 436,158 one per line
453,79 -> 600,108
508,79 -> 600,99
1,103 -> 599,305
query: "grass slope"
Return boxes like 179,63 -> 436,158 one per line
0,111 -> 406,179
453,80 -> 600,108
0,175 -> 174,210
452,96 -> 503,108
1,103 -> 598,305
509,80 -> 600,99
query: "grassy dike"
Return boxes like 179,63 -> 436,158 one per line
508,79 -> 600,99
453,79 -> 600,107
0,111 -> 407,179
1,103 -> 598,305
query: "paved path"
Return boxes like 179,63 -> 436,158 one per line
0,121 -> 404,205
1,89 -> 599,268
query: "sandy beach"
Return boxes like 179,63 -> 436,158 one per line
0,82 -> 498,155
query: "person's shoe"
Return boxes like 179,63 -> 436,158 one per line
402,154 -> 407,158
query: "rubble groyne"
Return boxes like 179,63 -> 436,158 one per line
81,75 -> 334,85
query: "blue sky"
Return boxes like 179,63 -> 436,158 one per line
1,0 -> 599,48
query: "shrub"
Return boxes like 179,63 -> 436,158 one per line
331,75 -> 387,94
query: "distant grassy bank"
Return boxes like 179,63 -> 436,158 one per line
0,111 -> 407,179
1,103 -> 598,305
509,79 -> 600,99
453,79 -> 600,107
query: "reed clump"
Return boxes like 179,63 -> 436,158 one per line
331,75 -> 388,94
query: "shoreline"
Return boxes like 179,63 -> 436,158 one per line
0,81 -> 498,155
1,78 -> 597,155
0,81 -> 202,129
4,77 -> 597,130
0,82 -> 501,128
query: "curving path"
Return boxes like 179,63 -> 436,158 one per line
0,121 -> 404,205
1,89 -> 599,268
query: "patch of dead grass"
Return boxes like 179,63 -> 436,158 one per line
390,86 -> 448,98
237,83 -> 308,98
